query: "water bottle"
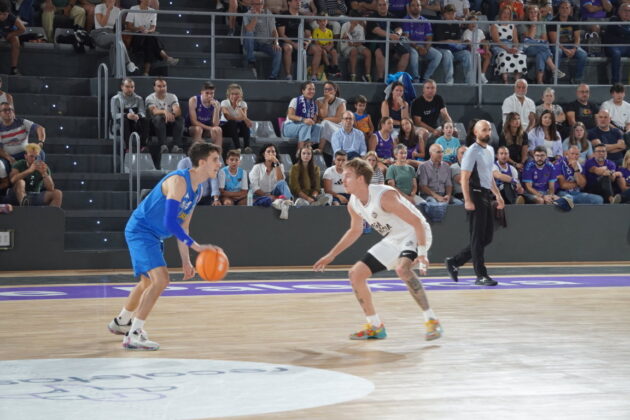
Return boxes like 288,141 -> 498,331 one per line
247,188 -> 253,206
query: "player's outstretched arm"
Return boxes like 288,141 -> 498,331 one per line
313,205 -> 363,272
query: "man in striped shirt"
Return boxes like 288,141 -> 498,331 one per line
0,102 -> 46,168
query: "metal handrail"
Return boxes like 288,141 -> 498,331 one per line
96,63 -> 108,141
128,132 -> 141,210
115,95 -> 126,174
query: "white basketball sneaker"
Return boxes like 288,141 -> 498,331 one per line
108,317 -> 131,335
123,329 -> 160,351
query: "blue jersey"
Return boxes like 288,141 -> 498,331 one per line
126,169 -> 201,240
221,166 -> 246,192
522,160 -> 556,193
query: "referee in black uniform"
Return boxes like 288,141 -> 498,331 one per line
445,120 -> 505,286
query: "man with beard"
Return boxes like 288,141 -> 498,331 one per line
444,120 -> 504,286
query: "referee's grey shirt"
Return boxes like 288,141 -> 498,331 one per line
461,142 -> 495,190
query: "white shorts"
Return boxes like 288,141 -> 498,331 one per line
367,230 -> 433,271
341,45 -> 367,58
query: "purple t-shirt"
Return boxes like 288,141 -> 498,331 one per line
523,160 -> 557,193
618,167 -> 630,186
583,157 -> 616,188
581,0 -> 607,19
554,157 -> 580,193
374,130 -> 394,159
401,15 -> 433,43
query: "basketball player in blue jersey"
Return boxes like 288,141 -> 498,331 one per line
108,143 -> 223,350
314,158 -> 443,341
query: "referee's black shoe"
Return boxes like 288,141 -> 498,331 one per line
444,257 -> 458,282
475,276 -> 498,286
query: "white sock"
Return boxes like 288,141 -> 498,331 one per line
423,309 -> 436,323
117,308 -> 134,324
366,314 -> 382,327
130,318 -> 145,334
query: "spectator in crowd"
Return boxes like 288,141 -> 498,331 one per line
91,0 -> 138,73
249,143 -> 294,200
420,0 -> 441,19
289,144 -> 328,205
616,150 -> 630,203
0,78 -> 13,107
339,19 -> 372,82
397,117 -> 425,168
386,144 -> 421,205
588,109 -> 626,167
8,143 -> 62,207
298,0 -> 318,17
366,0 -> 410,82
218,149 -> 249,206
418,143 -> 463,204
145,78 -> 184,166
41,0 -> 86,43
464,117 -> 479,146
584,143 -> 622,204
350,0 -> 378,16
450,144 -> 467,200
77,0 -> 99,31
353,95 -> 374,141
411,79 -> 452,142
111,78 -> 149,153
186,82 -> 223,148
369,116 -> 396,165
565,83 -> 598,129
581,0 -> 612,45
243,0 -> 282,80
547,0 -> 587,84
463,14 -> 491,84
563,122 -> 592,165
502,78 -> 536,132
387,0 -> 409,17
125,0 -> 179,76
283,81 -> 323,150
317,81 -> 346,153
264,0 -> 289,14
220,83 -> 252,151
500,0 -> 524,19
443,0 -> 470,18
499,112 -> 528,170
0,102 -> 46,168
493,145 -> 525,204
402,0 -> 442,83
555,145 -> 604,204
528,109 -> 563,161
604,2 -> 630,84
316,0 -> 347,35
522,146 -> 561,204
312,17 -> 342,79
381,82 -> 409,135
536,87 -> 565,126
177,155 -> 220,205
0,0 -> 24,75
365,150 -> 385,184
433,4 -> 472,85
434,121 -> 461,164
9,0 -> 34,24
331,111 -> 367,159
489,6 -> 527,84
277,0 -> 314,81
600,83 -> 630,140
323,150 -> 350,204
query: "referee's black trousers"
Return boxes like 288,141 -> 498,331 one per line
452,188 -> 494,278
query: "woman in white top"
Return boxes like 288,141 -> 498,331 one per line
91,0 -> 137,72
248,143 -> 293,200
220,83 -> 252,150
317,81 -> 347,154
527,109 -> 563,161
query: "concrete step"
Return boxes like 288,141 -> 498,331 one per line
55,173 -> 161,191
47,153 -> 113,173
61,191 -> 131,210
65,210 -> 131,232
21,114 -> 98,138
64,231 -> 127,250
6,75 -> 92,95
13,93 -> 97,117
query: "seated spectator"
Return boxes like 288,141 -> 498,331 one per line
502,79 -> 536,132
312,17 -> 342,79
493,145 -> 525,204
450,145 -> 467,199
77,0 -> 99,31
402,0 -> 442,83
387,0 -> 409,17
298,0 -> 317,18
220,83 -> 252,150
417,143 -> 463,204
339,19 -> 372,82
186,82 -> 223,148
489,6 -> 527,84
528,109 -> 563,161
0,78 -> 13,107
500,0 -> 524,19
603,3 -> 630,84
397,117 -> 425,168
331,111 -> 367,159
463,15 -> 491,84
125,0 -> 178,76
386,144 -> 422,205
317,81 -> 346,153
41,0 -> 86,43
91,0 -> 137,73
555,145 -> 604,204
433,5 -> 472,85
563,122 -> 592,165
352,95 -> 374,142
411,79 -> 452,142
177,155 -> 220,205
242,0 -> 282,80
289,144 -> 328,205
0,0 -> 24,75
111,78 -> 149,152
443,0 -> 470,18
350,0 -> 377,16
536,88 -> 565,131
420,0 -> 441,18
8,143 -> 62,207
249,143 -> 293,201
565,83 -> 598,130
316,0 -> 347,35
366,0 -> 410,82
381,82 -> 409,135
600,83 -> 630,144
145,78 -> 184,168
499,112 -> 528,170
547,1 -> 587,84
277,0 -> 314,81
0,102 -> 46,167
224,0 -> 242,36
616,150 -> 630,203
323,150 -> 349,205
584,143 -> 623,204
9,0 -> 34,25
369,116 -> 396,166
434,121 -> 461,164
522,146 -> 561,204
365,150 -> 385,184
464,118 -> 479,146
587,109 -> 626,167
282,81 -> 323,150
218,149 -> 248,206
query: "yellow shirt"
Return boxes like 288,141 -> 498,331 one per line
313,27 -> 333,46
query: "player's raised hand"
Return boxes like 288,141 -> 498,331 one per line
313,254 -> 334,272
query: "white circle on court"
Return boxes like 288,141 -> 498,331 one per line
0,358 -> 374,419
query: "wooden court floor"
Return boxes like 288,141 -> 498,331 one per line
1,264 -> 630,419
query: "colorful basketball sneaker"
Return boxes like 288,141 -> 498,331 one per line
123,329 -> 160,351
425,319 -> 443,341
108,317 -> 131,335
350,324 -> 387,340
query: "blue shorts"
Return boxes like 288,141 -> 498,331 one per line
125,228 -> 166,278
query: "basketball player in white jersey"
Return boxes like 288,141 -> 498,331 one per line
314,158 -> 442,341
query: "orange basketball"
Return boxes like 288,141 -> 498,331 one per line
195,249 -> 229,281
